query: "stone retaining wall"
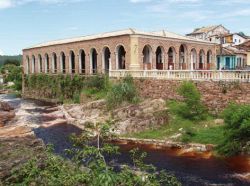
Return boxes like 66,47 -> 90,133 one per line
134,79 -> 250,113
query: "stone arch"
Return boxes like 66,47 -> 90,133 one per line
142,45 -> 153,70
69,50 -> 76,74
102,47 -> 111,73
199,49 -> 205,69
26,56 -> 30,74
156,46 -> 164,70
45,53 -> 50,73
60,52 -> 66,74
207,50 -> 212,70
31,55 -> 36,73
79,49 -> 86,74
116,45 -> 126,70
190,48 -> 197,70
52,53 -> 57,73
90,48 -> 98,74
38,54 -> 42,73
179,44 -> 187,70
167,47 -> 176,70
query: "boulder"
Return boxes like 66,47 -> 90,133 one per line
0,101 -> 14,112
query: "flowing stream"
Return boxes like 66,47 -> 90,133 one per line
0,94 -> 249,186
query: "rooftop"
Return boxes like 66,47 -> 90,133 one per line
221,45 -> 247,56
24,28 -> 215,50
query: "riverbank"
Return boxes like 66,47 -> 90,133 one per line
0,94 -> 250,185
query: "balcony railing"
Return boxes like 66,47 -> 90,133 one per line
109,70 -> 250,82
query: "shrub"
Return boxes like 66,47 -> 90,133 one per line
25,74 -> 85,103
217,103 -> 250,156
1,64 -> 22,91
106,75 -> 139,109
169,81 -> 207,121
6,123 -> 181,186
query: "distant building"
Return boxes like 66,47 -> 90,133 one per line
217,46 -> 247,70
23,28 -> 217,75
186,25 -> 230,44
237,40 -> 250,68
223,33 -> 248,46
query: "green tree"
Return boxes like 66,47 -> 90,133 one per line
106,75 -> 139,109
217,103 -> 250,156
1,64 -> 22,90
169,81 -> 207,121
4,59 -> 20,66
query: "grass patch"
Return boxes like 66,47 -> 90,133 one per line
81,88 -> 108,100
183,126 -> 224,145
125,115 -> 224,145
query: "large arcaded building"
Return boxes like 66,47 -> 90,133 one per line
23,29 -> 217,75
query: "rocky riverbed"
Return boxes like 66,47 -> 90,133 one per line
0,94 -> 249,185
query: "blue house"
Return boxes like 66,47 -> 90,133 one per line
217,46 -> 247,70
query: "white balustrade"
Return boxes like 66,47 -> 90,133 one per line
109,70 -> 250,82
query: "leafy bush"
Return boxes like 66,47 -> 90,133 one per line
1,64 -> 22,91
6,123 -> 181,186
217,103 -> 250,156
25,74 -> 86,103
169,81 -> 207,121
106,75 -> 139,109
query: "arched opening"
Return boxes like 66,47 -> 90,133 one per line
90,48 -> 98,74
199,50 -> 205,70
52,53 -> 57,73
26,56 -> 30,74
207,50 -> 212,70
70,51 -> 76,74
79,50 -> 86,74
156,46 -> 164,70
103,47 -> 111,73
142,45 -> 152,70
60,52 -> 66,74
32,55 -> 36,73
38,54 -> 42,73
116,45 -> 126,70
45,54 -> 49,73
179,44 -> 187,70
190,49 -> 197,70
167,47 -> 175,70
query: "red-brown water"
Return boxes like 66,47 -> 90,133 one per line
33,124 -> 250,186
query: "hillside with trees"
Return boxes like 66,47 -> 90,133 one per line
0,55 -> 22,67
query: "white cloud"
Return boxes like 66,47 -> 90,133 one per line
0,0 -> 12,9
130,0 -> 152,3
0,49 -> 5,56
0,0 -> 84,9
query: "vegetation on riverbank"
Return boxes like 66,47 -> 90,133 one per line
25,74 -> 139,108
217,103 -> 250,156
0,62 -> 22,91
125,81 -> 250,156
3,123 -> 181,186
24,75 -> 250,156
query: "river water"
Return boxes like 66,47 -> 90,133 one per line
1,94 -> 249,186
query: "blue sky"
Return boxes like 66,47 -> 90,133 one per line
0,0 -> 250,55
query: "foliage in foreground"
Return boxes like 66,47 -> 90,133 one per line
217,103 -> 250,156
6,123 -> 181,186
169,81 -> 207,121
106,75 -> 139,109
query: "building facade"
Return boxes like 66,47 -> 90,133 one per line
237,40 -> 250,67
223,33 -> 248,46
187,25 -> 230,44
23,29 -> 217,75
217,46 -> 247,70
